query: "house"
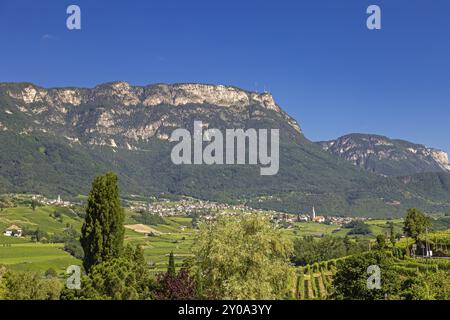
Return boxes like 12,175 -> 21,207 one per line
297,215 -> 309,222
313,216 -> 326,223
3,225 -> 22,237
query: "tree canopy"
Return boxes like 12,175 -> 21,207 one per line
403,208 -> 432,241
332,251 -> 400,300
74,245 -> 154,300
191,214 -> 295,299
1,271 -> 62,300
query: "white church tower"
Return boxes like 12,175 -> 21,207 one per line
311,206 -> 316,221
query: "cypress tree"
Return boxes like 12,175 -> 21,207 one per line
80,172 -> 125,272
344,235 -> 351,254
389,222 -> 396,246
168,251 -> 176,276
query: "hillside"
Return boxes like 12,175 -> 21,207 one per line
0,203 -> 196,273
1,82 -> 450,217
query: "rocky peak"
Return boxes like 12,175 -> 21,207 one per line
429,149 -> 450,171
142,83 -> 280,110
319,133 -> 450,176
4,82 -> 282,111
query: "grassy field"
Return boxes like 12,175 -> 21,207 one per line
0,205 -> 85,273
0,206 -> 83,236
0,205 -> 198,273
366,219 -> 403,237
124,216 -> 197,272
0,203 -> 446,276
0,242 -> 80,273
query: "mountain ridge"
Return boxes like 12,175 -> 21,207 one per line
1,81 -> 450,217
319,133 -> 450,177
0,81 -> 301,149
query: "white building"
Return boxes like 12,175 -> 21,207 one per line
3,225 -> 22,237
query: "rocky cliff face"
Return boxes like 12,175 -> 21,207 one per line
319,134 -> 450,176
429,150 -> 450,171
6,82 -> 284,109
0,82 -> 301,150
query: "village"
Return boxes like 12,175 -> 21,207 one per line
123,196 -> 367,227
1,193 -> 368,238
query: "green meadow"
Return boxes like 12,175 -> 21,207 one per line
0,205 -> 197,273
0,242 -> 80,273
0,206 -> 83,235
0,204 -> 446,276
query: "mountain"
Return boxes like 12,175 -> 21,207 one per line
319,134 -> 450,177
1,82 -> 449,217
0,81 -> 301,149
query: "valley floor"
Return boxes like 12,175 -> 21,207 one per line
0,198 -> 449,300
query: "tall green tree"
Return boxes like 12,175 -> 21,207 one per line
344,235 -> 351,254
80,172 -> 125,272
388,222 -> 396,246
403,208 -> 432,241
376,234 -> 387,250
168,251 -> 176,276
31,199 -> 37,211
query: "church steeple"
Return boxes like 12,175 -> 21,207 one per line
311,206 -> 316,221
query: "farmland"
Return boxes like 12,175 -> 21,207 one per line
0,243 -> 79,273
0,200 -> 449,279
0,204 -> 198,273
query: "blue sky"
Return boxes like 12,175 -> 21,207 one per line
1,0 -> 450,152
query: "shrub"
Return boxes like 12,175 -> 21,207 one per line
2,272 -> 62,300
44,268 -> 58,278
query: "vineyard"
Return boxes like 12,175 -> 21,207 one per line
295,260 -> 337,300
391,256 -> 450,276
295,254 -> 450,300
